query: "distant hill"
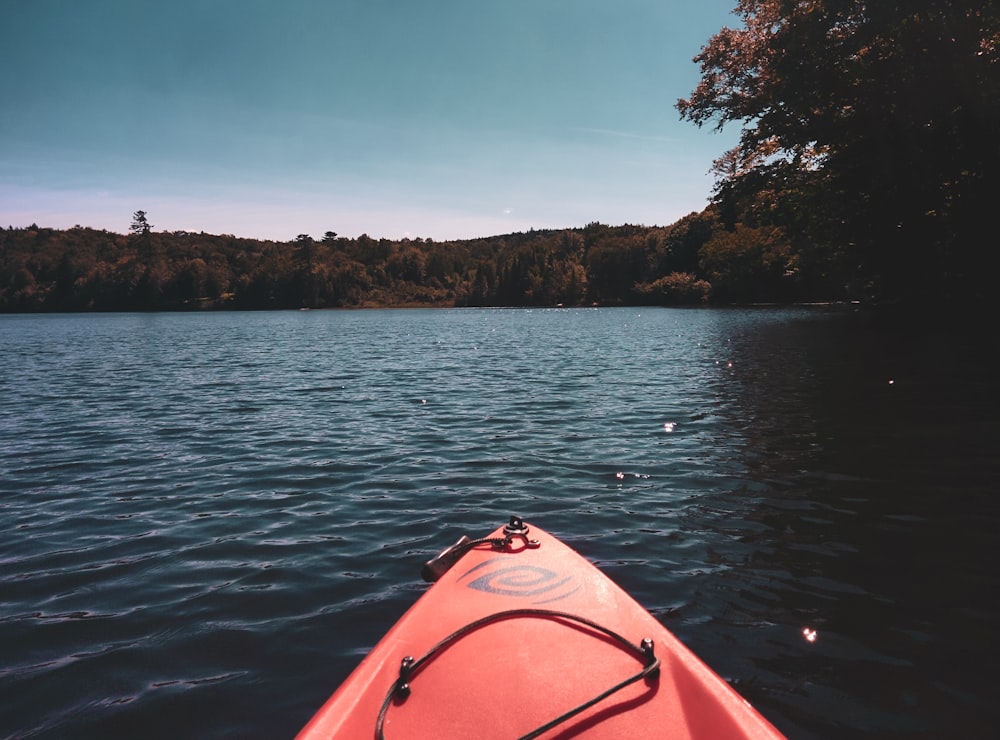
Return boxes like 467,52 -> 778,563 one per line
1,215 -> 752,312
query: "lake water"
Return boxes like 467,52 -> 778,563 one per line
1,307 -> 997,738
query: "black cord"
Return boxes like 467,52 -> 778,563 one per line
375,608 -> 660,740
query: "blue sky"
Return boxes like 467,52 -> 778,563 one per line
1,0 -> 739,241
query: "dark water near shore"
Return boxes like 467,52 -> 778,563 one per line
1,307 -> 997,738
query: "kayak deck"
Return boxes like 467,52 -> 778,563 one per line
298,519 -> 784,739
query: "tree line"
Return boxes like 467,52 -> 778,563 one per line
2,212 -> 797,312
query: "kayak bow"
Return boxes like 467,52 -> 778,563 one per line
298,517 -> 784,739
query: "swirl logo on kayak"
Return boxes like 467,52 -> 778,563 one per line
459,558 -> 580,604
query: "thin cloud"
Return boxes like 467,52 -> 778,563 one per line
570,127 -> 682,144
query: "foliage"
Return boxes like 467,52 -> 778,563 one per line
633,272 -> 712,305
678,0 -> 1000,307
0,219 -> 729,312
698,223 -> 796,303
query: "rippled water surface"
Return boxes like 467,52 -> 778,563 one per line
1,308 -> 997,738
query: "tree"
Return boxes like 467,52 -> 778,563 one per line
678,0 -> 1000,306
633,272 -> 711,306
129,210 -> 152,236
698,223 -> 796,303
652,210 -> 718,276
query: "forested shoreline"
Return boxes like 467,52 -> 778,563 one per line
2,211 -> 796,312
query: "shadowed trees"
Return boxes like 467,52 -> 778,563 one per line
678,0 -> 1000,307
0,221 -> 720,311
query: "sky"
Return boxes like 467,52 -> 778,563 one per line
0,0 -> 740,241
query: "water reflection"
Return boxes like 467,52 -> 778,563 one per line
675,308 -> 999,737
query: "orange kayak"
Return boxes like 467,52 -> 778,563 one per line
298,518 -> 784,739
